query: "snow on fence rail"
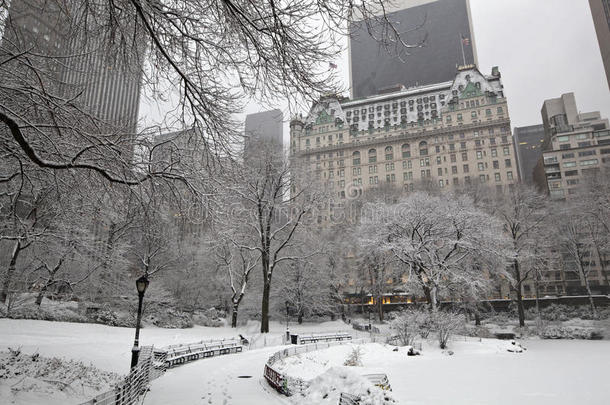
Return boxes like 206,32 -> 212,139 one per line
80,338 -> 244,405
352,321 -> 380,334
153,337 -> 243,368
339,392 -> 361,405
297,332 -> 352,344
80,346 -> 159,405
263,338 -> 373,397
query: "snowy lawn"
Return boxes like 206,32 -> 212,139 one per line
0,318 -> 354,404
0,318 -> 353,374
273,339 -> 610,405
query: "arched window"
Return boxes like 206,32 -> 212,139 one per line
368,149 -> 377,163
352,151 -> 361,166
419,141 -> 428,156
401,144 -> 411,158
385,146 -> 393,161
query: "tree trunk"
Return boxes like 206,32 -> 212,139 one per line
593,242 -> 610,288
430,286 -> 438,312
579,265 -> 598,318
35,284 -> 47,306
1,241 -> 22,303
260,279 -> 271,333
474,309 -> 481,326
513,258 -> 526,327
297,311 -> 303,324
377,298 -> 384,322
231,304 -> 239,328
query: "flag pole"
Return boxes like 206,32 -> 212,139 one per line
460,33 -> 466,67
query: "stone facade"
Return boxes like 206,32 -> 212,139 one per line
290,66 -> 518,225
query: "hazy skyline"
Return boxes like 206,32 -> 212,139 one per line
141,0 -> 610,142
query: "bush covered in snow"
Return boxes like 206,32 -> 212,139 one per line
527,304 -> 610,322
343,346 -> 363,367
430,310 -> 466,349
389,308 -> 432,346
294,367 -> 395,405
0,349 -> 122,404
540,325 -> 604,340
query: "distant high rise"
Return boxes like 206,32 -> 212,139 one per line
349,0 -> 478,99
1,0 -> 144,145
244,110 -> 284,162
589,0 -> 610,89
513,125 -> 545,184
534,93 -> 610,199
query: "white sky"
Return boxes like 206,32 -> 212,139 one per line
141,0 -> 610,142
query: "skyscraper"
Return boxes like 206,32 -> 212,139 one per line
534,93 -> 610,199
244,110 -> 284,163
513,125 -> 545,184
589,0 -> 610,90
349,0 -> 477,99
1,0 -> 144,144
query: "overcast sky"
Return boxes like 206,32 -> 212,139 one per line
142,0 -> 610,140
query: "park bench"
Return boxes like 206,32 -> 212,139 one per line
154,338 -> 243,368
363,373 -> 391,391
297,332 -> 352,344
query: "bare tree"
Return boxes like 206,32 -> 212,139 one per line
217,142 -> 323,333
215,240 -> 260,328
489,184 -> 548,327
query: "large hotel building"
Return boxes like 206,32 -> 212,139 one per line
290,65 -> 517,224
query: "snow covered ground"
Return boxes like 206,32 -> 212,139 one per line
272,339 -> 610,405
0,318 -> 353,374
2,319 -> 610,404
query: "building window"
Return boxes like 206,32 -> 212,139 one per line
369,176 -> 379,185
419,141 -> 428,156
403,172 -> 413,181
457,114 -> 463,122
402,144 -> 411,158
369,165 -> 377,174
439,180 -> 445,188
505,159 -> 512,168
495,173 -> 501,182
503,147 -> 510,156
366,149 -> 376,163
476,151 -> 483,159
507,171 -> 513,180
438,168 -> 443,176
463,164 -> 470,173
452,166 -> 458,174
353,167 -> 361,176
386,174 -> 396,183
461,152 -> 468,161
478,162 -> 485,171
580,159 -> 599,166
352,151 -> 360,166
403,160 -> 412,169
557,135 -> 570,143
385,163 -> 395,171
493,161 -> 499,169
385,146 -> 394,161
471,111 -> 477,118
450,154 -> 457,163
563,161 -> 577,168
491,149 -> 498,157
486,109 -> 492,116
436,156 -> 442,165
497,107 -> 504,114
479,174 -> 487,183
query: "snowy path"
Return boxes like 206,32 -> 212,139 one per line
143,346 -> 289,405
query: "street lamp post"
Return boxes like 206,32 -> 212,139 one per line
130,274 -> 149,369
